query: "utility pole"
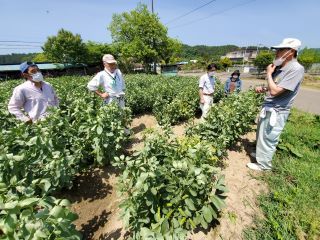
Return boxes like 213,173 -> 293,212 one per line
151,0 -> 156,73
152,0 -> 154,13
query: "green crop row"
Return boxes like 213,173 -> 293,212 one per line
115,91 -> 262,239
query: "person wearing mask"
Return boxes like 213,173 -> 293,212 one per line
87,54 -> 126,108
247,38 -> 304,171
224,70 -> 242,95
199,63 -> 217,119
8,62 -> 59,123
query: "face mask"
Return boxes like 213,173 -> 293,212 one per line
273,50 -> 291,67
31,72 -> 44,82
232,75 -> 238,79
208,71 -> 215,77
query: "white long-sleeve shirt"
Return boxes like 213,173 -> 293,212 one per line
8,80 -> 59,122
87,68 -> 125,96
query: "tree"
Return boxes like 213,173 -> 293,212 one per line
253,51 -> 274,74
219,57 -> 233,70
42,29 -> 88,63
86,41 -> 112,64
298,48 -> 320,70
108,4 -> 181,72
159,38 -> 182,64
32,53 -> 48,63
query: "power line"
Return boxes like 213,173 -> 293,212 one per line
0,47 -> 41,49
169,0 -> 257,29
0,44 -> 42,47
0,40 -> 44,44
165,0 -> 217,25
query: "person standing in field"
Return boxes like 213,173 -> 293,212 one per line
87,54 -> 126,108
199,63 -> 217,119
8,62 -> 59,123
224,70 -> 242,95
247,38 -> 305,171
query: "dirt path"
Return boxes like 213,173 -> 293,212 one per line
189,131 -> 268,240
58,115 -> 267,240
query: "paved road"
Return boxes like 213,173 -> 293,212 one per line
241,79 -> 320,115
179,71 -> 320,115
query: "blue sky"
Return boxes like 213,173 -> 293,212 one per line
0,0 -> 319,54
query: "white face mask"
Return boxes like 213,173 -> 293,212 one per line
208,71 -> 215,77
31,72 -> 44,82
273,50 -> 291,67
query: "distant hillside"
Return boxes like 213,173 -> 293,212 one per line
179,44 -> 240,60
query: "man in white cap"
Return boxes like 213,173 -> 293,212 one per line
8,61 -> 59,123
87,54 -> 126,108
247,38 -> 305,171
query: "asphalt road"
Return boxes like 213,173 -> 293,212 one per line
241,79 -> 320,115
179,71 -> 320,115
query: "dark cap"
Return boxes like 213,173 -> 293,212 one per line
20,61 -> 37,73
231,70 -> 240,76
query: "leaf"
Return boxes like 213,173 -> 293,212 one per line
199,215 -> 208,229
49,206 -> 65,218
184,198 -> 196,211
4,201 -> 18,210
189,189 -> 197,197
97,126 -> 103,135
58,199 -> 71,207
211,195 -> 226,211
18,198 -> 39,208
202,206 -> 213,223
151,187 -> 157,195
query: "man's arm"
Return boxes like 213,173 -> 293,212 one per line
199,76 -> 205,103
266,64 -> 286,96
8,88 -> 31,123
87,74 -> 109,99
199,88 -> 205,103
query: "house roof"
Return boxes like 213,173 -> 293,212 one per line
0,63 -> 87,72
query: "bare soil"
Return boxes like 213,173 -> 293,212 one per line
57,115 -> 267,240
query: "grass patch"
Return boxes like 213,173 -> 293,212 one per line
244,109 -> 320,240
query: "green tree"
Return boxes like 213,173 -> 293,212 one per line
253,51 -> 274,74
32,53 -> 48,62
86,41 -> 112,64
298,48 -> 320,70
159,38 -> 182,64
108,4 -> 181,72
42,29 -> 88,63
219,57 -> 233,70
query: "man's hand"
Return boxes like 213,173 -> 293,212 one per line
100,92 -> 109,99
200,98 -> 205,104
255,86 -> 266,93
266,64 -> 276,76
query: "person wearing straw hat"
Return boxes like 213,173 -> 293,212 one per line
247,38 -> 305,171
87,54 -> 126,108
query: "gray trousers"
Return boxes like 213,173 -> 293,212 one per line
256,111 -> 289,170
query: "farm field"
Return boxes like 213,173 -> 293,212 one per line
0,74 -> 318,240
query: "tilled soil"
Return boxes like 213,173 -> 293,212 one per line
57,115 -> 267,240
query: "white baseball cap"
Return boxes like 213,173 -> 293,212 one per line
271,38 -> 302,51
102,54 -> 117,64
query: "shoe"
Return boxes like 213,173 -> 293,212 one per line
246,162 -> 263,171
250,152 -> 256,158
